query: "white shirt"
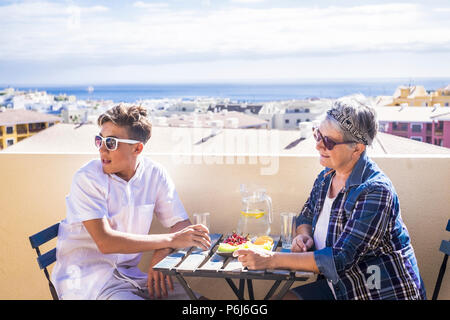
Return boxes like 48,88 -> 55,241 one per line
313,178 -> 337,299
314,185 -> 335,251
51,156 -> 188,299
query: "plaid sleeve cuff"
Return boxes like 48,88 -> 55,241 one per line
314,247 -> 340,284
296,214 -> 312,227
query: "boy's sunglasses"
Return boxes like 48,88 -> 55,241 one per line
95,135 -> 141,151
312,127 -> 355,151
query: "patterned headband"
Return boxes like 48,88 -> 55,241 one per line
327,108 -> 368,145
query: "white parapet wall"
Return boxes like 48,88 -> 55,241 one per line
0,153 -> 449,299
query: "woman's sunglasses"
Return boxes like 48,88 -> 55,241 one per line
95,135 -> 141,151
312,127 -> 355,150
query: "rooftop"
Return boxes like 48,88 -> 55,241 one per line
430,111 -> 450,121
393,85 -> 428,99
157,111 -> 268,129
1,109 -> 449,300
1,151 -> 449,299
0,109 -> 61,126
3,122 -> 450,155
207,104 -> 264,114
375,106 -> 450,123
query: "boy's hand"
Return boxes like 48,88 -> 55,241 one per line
147,248 -> 173,299
171,224 -> 211,250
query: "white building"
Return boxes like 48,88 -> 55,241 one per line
61,107 -> 89,124
267,99 -> 330,130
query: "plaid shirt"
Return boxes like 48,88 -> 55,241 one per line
296,151 -> 426,300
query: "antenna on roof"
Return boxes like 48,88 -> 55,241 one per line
74,121 -> 86,129
408,78 -> 413,88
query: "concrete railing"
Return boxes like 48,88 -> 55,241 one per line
0,152 -> 449,299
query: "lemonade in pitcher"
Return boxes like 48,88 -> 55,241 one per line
236,185 -> 272,239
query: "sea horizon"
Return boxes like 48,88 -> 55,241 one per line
2,77 -> 449,103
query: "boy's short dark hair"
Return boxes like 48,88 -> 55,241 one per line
97,104 -> 152,144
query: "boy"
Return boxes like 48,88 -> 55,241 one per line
51,104 -> 210,299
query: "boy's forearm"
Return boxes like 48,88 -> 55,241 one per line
98,219 -> 193,254
83,217 -> 180,254
150,219 -> 192,258
97,230 -> 174,254
170,219 -> 192,233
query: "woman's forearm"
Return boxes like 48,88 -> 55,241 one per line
296,224 -> 313,238
271,251 -> 320,274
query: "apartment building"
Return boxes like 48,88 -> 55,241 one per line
0,108 -> 61,150
376,106 -> 450,148
388,85 -> 450,107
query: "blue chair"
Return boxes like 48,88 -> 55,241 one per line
29,222 -> 60,300
432,219 -> 450,300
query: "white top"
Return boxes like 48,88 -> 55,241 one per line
51,157 -> 188,299
313,184 -> 336,251
313,178 -> 337,299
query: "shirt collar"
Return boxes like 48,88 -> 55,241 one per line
345,150 -> 369,189
109,156 -> 144,184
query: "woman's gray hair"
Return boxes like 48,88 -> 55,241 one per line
325,94 -> 378,146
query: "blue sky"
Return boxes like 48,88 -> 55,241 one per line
1,0 -> 449,85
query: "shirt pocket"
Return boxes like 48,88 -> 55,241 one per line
134,204 -> 155,234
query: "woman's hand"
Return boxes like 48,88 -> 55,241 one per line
170,224 -> 211,250
233,248 -> 275,270
291,234 -> 314,252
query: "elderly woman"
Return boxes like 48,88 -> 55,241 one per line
234,96 -> 426,300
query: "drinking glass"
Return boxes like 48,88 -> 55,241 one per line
193,212 -> 210,251
193,212 -> 210,231
280,212 -> 296,249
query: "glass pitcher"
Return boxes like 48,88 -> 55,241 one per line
236,184 -> 273,239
